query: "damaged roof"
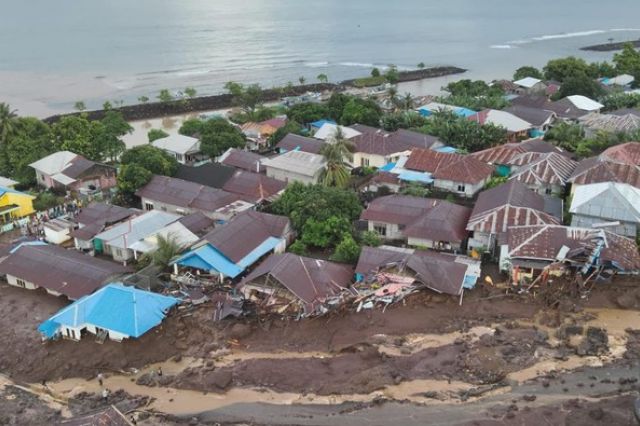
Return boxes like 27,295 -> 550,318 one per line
569,157 -> 640,189
467,180 -> 560,234
506,225 -> 640,271
471,138 -> 569,166
405,149 -> 493,184
0,244 -> 130,300
241,253 -> 353,307
135,175 -> 242,212
355,246 -> 471,295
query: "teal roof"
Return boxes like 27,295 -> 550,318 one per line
38,283 -> 179,339
0,186 -> 31,197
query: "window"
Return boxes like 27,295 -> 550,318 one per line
16,278 -> 26,288
457,184 -> 466,192
144,202 -> 154,211
545,188 -> 553,195
361,158 -> 370,167
373,224 -> 387,236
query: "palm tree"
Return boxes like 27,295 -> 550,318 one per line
144,234 -> 184,269
386,86 -> 399,110
0,103 -> 17,144
317,73 -> 328,84
320,128 -> 354,188
400,93 -> 415,111
298,76 -> 306,85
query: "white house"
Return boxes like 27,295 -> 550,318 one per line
261,151 -> 326,185
151,134 -> 205,165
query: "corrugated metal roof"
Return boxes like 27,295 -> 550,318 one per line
261,151 -> 325,177
94,210 -> 180,250
406,148 -> 493,184
570,182 -> 640,222
509,152 -> 578,186
39,283 -> 179,338
0,244 -> 130,300
222,170 -> 287,202
219,148 -> 265,173
276,134 -> 327,154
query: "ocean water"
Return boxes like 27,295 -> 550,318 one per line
1,0 -> 640,116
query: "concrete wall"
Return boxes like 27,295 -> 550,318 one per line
468,231 -> 493,253
367,221 -> 403,240
434,178 -> 486,198
104,243 -> 134,263
6,274 -> 38,290
74,237 -> 94,251
407,236 -> 461,251
44,228 -> 72,245
265,167 -> 320,185
352,152 -> 387,168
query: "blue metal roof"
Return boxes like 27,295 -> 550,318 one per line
398,170 -> 433,184
310,119 -> 336,128
435,146 -> 457,154
0,186 -> 32,198
38,283 -> 179,339
10,241 -> 48,254
237,237 -> 282,269
379,162 -> 397,172
173,244 -> 243,278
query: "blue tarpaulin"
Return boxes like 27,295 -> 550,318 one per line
379,162 -> 397,172
173,245 -> 243,278
398,170 -> 434,183
38,283 -> 179,339
435,146 -> 457,153
310,119 -> 336,128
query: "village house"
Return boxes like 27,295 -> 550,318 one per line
546,95 -> 604,121
364,172 -> 402,193
512,77 -> 548,95
276,133 -> 327,154
467,109 -> 532,141
38,283 -> 179,342
93,210 -> 181,263
218,148 -> 265,173
508,152 -> 578,195
135,175 -> 252,220
0,186 -> 35,223
568,142 -> 640,192
579,112 -> 640,138
238,252 -> 353,317
70,203 -> 138,252
221,170 -> 287,203
29,151 -> 117,194
600,74 -> 635,89
174,162 -> 237,188
501,225 -> 640,278
348,127 -> 443,168
504,105 -> 556,136
172,210 -> 293,281
569,182 -> 640,238
355,246 -> 481,297
360,195 -> 471,251
0,242 -> 130,299
43,218 -> 77,245
261,150 -> 326,185
466,180 -> 562,255
471,138 -> 571,177
151,134 -> 206,165
313,122 -> 362,141
241,117 -> 288,150
403,148 -> 494,197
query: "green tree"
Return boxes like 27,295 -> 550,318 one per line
102,101 -> 113,111
74,101 -> 87,112
400,182 -> 429,197
225,82 -> 263,114
556,73 -> 605,100
371,68 -> 381,78
317,73 -> 328,84
138,96 -> 149,104
115,164 -> 153,206
484,176 -> 508,189
184,87 -> 197,98
384,65 -> 400,84
51,115 -> 102,160
120,145 -> 179,176
0,103 -> 18,174
418,110 -> 507,152
298,76 -> 306,85
330,233 -> 361,264
197,118 -> 246,157
287,102 -> 330,124
268,121 -> 305,146
589,61 -> 617,79
301,216 -> 351,249
543,57 -> 593,82
381,111 -> 426,131
179,118 -> 202,136
513,66 -> 543,81
544,122 -> 584,152
287,240 -> 308,255
99,110 -> 132,161
340,98 -> 382,126
319,128 -> 353,188
157,89 -> 174,103
613,43 -> 640,86
143,234 -> 185,269
5,117 -> 54,184
326,93 -> 351,121
360,230 -> 382,247
33,192 -> 63,211
445,79 -> 504,97
601,92 -> 640,111
398,93 -> 416,111
417,62 -> 425,69
148,128 -> 169,143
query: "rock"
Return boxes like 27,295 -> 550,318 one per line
522,395 -> 537,402
588,408 -> 605,420
204,370 -> 233,390
229,323 -> 252,340
172,355 -> 182,363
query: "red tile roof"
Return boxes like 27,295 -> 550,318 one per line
405,149 -> 493,184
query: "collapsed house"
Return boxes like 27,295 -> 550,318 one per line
238,253 -> 354,317
38,283 -> 179,342
500,224 -> 640,281
354,246 -> 481,307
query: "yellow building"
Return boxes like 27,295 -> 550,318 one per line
0,187 -> 35,223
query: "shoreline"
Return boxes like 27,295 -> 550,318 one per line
580,39 -> 640,52
42,66 -> 466,124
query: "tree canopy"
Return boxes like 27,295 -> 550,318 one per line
148,128 -> 169,143
286,102 -> 330,124
613,43 -> 640,87
339,98 -> 383,126
513,66 -> 543,81
543,56 -> 593,82
417,111 -> 507,152
120,145 -> 179,176
555,73 -> 606,100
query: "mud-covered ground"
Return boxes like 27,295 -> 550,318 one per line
1,276 -> 640,425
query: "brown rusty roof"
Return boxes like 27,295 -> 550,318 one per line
569,158 -> 640,189
467,180 -> 560,234
222,170 -> 287,203
178,212 -> 214,235
241,252 -> 353,306
507,225 -> 640,271
355,246 -> 468,295
200,210 -> 290,263
220,148 -> 265,172
61,405 -> 132,426
600,142 -> 640,165
350,127 -> 442,157
0,244 -> 130,300
406,149 -> 493,184
360,195 -> 470,244
135,175 -> 241,212
76,203 -> 137,227
471,138 -> 569,166
276,134 -> 327,154
509,152 -> 578,186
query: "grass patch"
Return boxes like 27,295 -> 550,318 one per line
352,76 -> 387,88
